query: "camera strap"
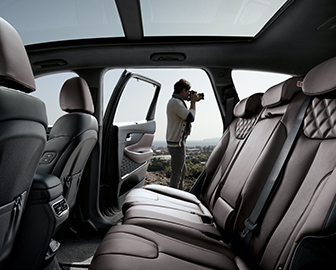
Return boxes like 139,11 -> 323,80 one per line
172,94 -> 192,139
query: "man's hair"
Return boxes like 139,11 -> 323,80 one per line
174,78 -> 191,94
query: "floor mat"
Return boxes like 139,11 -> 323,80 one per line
57,234 -> 104,268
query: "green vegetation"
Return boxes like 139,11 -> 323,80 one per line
147,145 -> 215,190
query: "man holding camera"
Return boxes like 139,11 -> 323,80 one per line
166,78 -> 203,189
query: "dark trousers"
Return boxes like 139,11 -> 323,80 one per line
168,141 -> 186,189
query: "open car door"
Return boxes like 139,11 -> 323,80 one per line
101,70 -> 161,216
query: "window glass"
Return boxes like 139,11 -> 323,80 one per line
32,72 -> 77,126
113,76 -> 158,123
232,70 -> 291,99
140,0 -> 288,37
104,69 -> 222,145
1,0 -> 124,45
2,0 -> 288,45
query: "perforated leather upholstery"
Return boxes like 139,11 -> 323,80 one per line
303,97 -> 336,139
235,114 -> 260,140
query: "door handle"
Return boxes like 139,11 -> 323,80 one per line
126,133 -> 133,141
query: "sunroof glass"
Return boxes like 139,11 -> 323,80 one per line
140,0 -> 288,37
0,0 -> 124,45
0,0 -> 288,45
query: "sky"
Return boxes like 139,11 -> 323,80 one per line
34,69 -> 290,142
2,0 -> 291,143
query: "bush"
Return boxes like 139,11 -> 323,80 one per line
148,145 -> 214,182
148,158 -> 169,172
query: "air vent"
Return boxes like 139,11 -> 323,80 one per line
52,198 -> 69,217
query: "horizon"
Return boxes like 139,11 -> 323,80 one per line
34,69 -> 290,142
152,138 -> 220,148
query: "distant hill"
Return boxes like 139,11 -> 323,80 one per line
202,137 -> 220,143
152,137 -> 220,148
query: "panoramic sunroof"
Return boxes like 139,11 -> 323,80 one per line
0,0 -> 124,45
140,0 -> 288,37
0,0 -> 288,45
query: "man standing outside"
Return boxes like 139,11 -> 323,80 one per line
166,78 -> 203,189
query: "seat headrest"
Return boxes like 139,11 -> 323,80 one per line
234,93 -> 263,118
262,77 -> 303,108
0,18 -> 36,93
60,77 -> 94,114
303,56 -> 336,96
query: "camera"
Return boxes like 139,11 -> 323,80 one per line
188,90 -> 205,101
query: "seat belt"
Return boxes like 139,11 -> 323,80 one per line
223,86 -> 239,129
210,107 -> 264,207
189,169 -> 207,197
240,96 -> 311,244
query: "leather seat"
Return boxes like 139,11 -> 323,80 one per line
120,77 -> 305,240
91,58 -> 336,269
37,76 -> 98,211
119,78 -> 305,242
122,92 -> 265,215
0,18 -> 47,267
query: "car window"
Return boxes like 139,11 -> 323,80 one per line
232,70 -> 291,99
32,72 -> 77,126
109,74 -> 159,124
104,69 -> 222,145
115,76 -> 158,123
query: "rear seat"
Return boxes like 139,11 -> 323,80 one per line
122,77 -> 303,217
247,57 -> 336,269
118,93 -> 265,240
90,56 -> 336,270
120,78 -> 305,241
122,92 -> 264,219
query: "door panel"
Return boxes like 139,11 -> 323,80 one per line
124,133 -> 154,164
117,121 -> 155,177
101,71 -> 160,215
116,121 -> 155,209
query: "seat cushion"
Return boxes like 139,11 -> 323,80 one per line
90,224 -> 241,270
123,186 -> 212,217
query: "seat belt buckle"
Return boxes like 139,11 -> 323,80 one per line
240,218 -> 258,238
64,175 -> 73,184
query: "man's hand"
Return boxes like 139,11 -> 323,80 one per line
190,91 -> 203,102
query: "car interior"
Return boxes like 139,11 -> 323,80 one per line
1,0 -> 336,269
